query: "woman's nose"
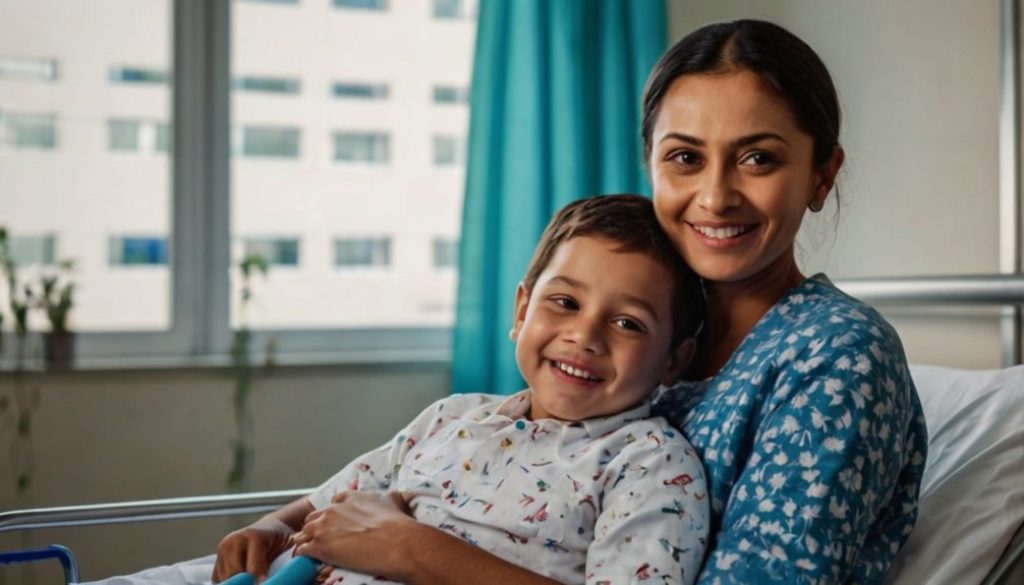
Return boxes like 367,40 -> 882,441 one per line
697,166 -> 741,213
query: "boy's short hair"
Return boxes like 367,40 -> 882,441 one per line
522,194 -> 705,348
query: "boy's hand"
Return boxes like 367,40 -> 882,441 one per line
212,517 -> 294,583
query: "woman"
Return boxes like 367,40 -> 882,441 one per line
217,19 -> 927,585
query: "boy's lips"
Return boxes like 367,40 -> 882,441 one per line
547,358 -> 604,384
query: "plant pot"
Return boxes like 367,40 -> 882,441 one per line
43,332 -> 75,370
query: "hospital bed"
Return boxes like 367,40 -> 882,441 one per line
1,274 -> 1023,585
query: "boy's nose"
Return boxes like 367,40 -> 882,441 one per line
565,319 -> 607,354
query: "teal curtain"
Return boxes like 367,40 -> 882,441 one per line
452,0 -> 667,396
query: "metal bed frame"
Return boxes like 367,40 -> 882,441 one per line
0,274 -> 1022,583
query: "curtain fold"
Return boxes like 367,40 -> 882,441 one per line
453,0 -> 667,395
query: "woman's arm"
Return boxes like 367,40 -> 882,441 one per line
292,491 -> 562,585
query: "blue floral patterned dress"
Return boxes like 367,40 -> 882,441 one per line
652,274 -> 928,585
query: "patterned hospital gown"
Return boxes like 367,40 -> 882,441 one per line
307,389 -> 709,585
652,274 -> 928,585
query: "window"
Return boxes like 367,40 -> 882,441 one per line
108,119 -> 170,153
433,0 -> 468,19
3,113 -> 57,150
432,238 -> 458,270
242,237 -> 300,267
242,0 -> 298,4
234,76 -> 300,95
432,135 -> 464,166
8,235 -> 57,267
108,66 -> 170,85
432,84 -> 469,104
332,82 -> 389,100
0,57 -> 58,81
334,0 -> 387,10
108,236 -> 169,266
241,126 -> 300,158
334,237 -> 390,268
333,132 -> 390,163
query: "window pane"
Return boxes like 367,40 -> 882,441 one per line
432,134 -> 464,166
334,238 -> 390,268
8,235 -> 56,266
432,84 -> 468,104
0,57 -> 58,81
332,81 -> 389,99
4,113 -> 57,149
232,0 -> 474,328
109,65 -> 170,85
333,132 -> 390,163
242,126 -> 300,158
235,75 -> 301,94
432,0 -> 462,19
108,236 -> 169,266
334,0 -> 387,10
243,237 -> 300,266
0,0 -> 172,332
432,237 -> 457,269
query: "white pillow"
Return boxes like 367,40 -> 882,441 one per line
885,364 -> 1024,585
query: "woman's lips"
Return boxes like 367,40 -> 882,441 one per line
687,222 -> 758,249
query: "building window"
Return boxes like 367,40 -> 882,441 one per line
241,126 -> 300,158
0,57 -> 58,81
108,119 -> 170,153
432,237 -> 458,270
333,132 -> 390,164
109,236 -> 169,266
3,113 -> 57,150
432,84 -> 469,105
432,135 -> 464,166
108,66 -> 170,85
332,81 -> 389,100
433,0 -> 467,19
241,0 -> 298,4
334,237 -> 391,268
8,235 -> 57,266
333,0 -> 387,10
234,75 -> 301,95
242,237 -> 300,266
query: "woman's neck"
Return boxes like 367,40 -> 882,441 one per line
692,252 -> 806,379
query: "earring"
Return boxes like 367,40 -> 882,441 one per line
809,200 -> 824,213
508,328 -> 516,341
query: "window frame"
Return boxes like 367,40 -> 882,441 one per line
61,0 -> 450,369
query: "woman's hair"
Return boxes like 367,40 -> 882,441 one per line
521,194 -> 705,348
641,19 -> 841,170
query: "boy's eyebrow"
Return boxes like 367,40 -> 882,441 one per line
548,275 -> 661,323
661,131 -> 790,148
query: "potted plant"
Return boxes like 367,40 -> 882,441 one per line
33,260 -> 75,370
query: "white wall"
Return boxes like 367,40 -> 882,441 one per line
0,365 -> 449,582
667,0 -> 1004,368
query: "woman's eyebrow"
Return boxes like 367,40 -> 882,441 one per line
659,131 -> 790,148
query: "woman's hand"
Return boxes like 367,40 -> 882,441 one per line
212,516 -> 295,583
292,491 -> 417,581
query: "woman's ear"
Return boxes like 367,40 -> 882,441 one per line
510,282 -> 530,341
660,338 -> 697,386
811,146 -> 845,208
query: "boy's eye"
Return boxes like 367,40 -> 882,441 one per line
614,317 -> 646,333
551,296 -> 579,311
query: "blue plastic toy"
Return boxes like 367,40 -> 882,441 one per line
223,555 -> 319,585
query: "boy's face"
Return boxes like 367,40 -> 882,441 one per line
511,236 -> 694,421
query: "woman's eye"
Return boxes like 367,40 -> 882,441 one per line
739,151 -> 778,169
669,150 -> 702,167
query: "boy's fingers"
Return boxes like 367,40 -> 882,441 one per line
330,491 -> 349,504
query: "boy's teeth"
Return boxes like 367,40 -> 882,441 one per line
555,361 -> 598,381
693,225 -> 754,239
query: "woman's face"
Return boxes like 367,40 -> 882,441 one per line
649,69 -> 839,286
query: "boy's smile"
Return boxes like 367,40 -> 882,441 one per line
510,236 -> 692,421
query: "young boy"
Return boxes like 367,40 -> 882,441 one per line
215,194 -> 709,585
